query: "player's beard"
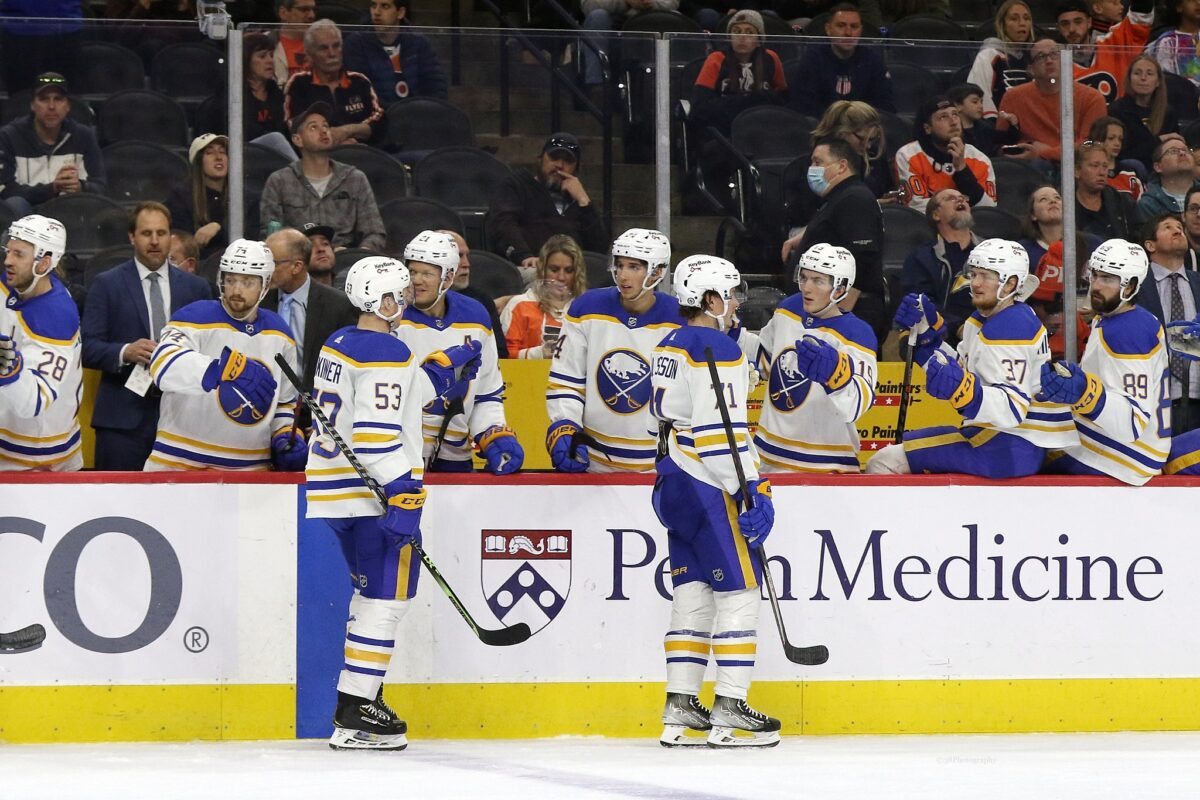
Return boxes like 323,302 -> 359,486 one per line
1090,290 -> 1122,315
971,291 -> 998,315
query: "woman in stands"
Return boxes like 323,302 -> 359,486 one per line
501,234 -> 587,359
165,133 -> 230,262
1088,115 -> 1145,198
198,33 -> 294,162
810,100 -> 897,201
966,0 -> 1035,119
1018,184 -> 1063,268
1109,54 -> 1180,173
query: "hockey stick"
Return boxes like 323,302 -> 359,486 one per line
703,347 -> 829,667
895,326 -> 919,445
426,397 -> 464,470
274,354 -> 531,647
0,623 -> 46,654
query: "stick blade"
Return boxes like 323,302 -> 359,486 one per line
0,623 -> 46,654
476,622 -> 533,647
784,643 -> 829,666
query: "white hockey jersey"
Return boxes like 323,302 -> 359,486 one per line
1056,306 -> 1169,485
547,287 -> 679,472
755,297 -> 878,473
930,302 -> 1078,448
391,291 -> 507,465
0,274 -> 82,471
306,326 -> 436,518
146,300 -> 299,471
650,325 -> 760,494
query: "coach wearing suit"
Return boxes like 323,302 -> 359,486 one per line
81,201 -> 213,470
263,226 -> 358,425
1137,213 -> 1200,433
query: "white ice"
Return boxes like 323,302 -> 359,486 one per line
4,733 -> 1200,799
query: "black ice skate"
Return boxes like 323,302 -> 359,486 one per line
329,690 -> 408,751
660,693 -> 712,747
707,695 -> 781,748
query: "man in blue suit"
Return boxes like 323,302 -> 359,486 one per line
1135,213 -> 1200,434
81,201 -> 212,470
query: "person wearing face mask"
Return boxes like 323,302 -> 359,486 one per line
781,137 -> 887,348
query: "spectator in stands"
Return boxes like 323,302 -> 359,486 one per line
165,134 -> 232,262
1027,235 -> 1094,361
486,132 -> 608,273
344,0 -> 448,103
1183,185 -> 1200,269
439,229 -> 508,358
895,95 -> 997,214
81,201 -> 212,471
169,229 -> 199,275
0,72 -> 105,217
1108,54 -> 1180,174
782,137 -> 888,346
284,19 -> 386,147
1087,116 -> 1145,199
1075,140 -> 1136,240
260,103 -> 387,251
198,34 -> 295,162
788,4 -> 896,117
1136,139 -> 1199,222
1055,0 -> 1153,103
966,0 -> 1034,119
302,221 -> 338,285
948,82 -> 1015,158
811,100 -> 897,201
1018,184 -> 1063,267
997,38 -> 1107,173
1147,0 -> 1200,89
900,188 -> 979,345
501,234 -> 586,359
273,0 -> 316,87
580,0 -> 680,93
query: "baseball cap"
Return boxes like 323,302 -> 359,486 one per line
302,222 -> 335,240
33,72 -> 70,98
542,132 -> 580,162
188,133 -> 229,164
290,102 -> 334,135
917,95 -> 955,126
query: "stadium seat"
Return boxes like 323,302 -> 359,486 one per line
101,141 -> 189,205
466,250 -> 524,302
0,202 -> 13,237
949,0 -> 994,25
887,16 -> 973,72
332,247 -> 376,289
198,250 -> 222,286
315,1 -> 364,25
584,250 -> 613,288
385,98 -> 473,162
83,245 -> 134,289
730,106 -> 814,161
620,10 -> 703,34
972,206 -> 1023,241
37,194 -> 129,257
878,110 -> 914,158
1164,72 -> 1200,124
97,89 -> 190,147
244,142 -> 292,197
881,204 -> 933,272
75,41 -> 146,97
329,144 -> 410,206
992,158 -> 1048,217
378,197 -> 463,258
887,61 -> 941,118
738,285 -> 786,331
804,12 -> 883,39
151,42 -> 226,105
413,146 -> 511,248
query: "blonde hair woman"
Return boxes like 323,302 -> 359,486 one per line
966,0 -> 1035,119
501,235 -> 588,359
811,100 -> 896,199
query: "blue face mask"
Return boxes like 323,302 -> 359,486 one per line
807,165 -> 829,196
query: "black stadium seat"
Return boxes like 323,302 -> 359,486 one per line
329,144 -> 410,206
151,42 -> 226,104
992,158 -> 1048,217
887,61 -> 941,118
333,247 -> 376,289
75,41 -> 146,96
413,146 -> 511,246
101,141 -> 189,205
881,204 -> 932,271
583,250 -> 612,288
730,106 -> 813,161
378,197 -> 463,257
972,206 -> 1023,241
244,142 -> 292,197
385,98 -> 473,161
466,250 -> 524,302
887,15 -> 973,72
37,194 -> 129,257
97,89 -> 189,147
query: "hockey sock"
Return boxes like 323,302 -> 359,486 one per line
711,587 -> 760,701
337,596 -> 408,700
664,581 -> 715,695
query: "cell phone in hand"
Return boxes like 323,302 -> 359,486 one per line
1000,145 -> 1024,155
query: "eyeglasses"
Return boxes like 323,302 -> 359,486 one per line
1030,51 -> 1058,63
1186,205 -> 1200,216
1159,148 -> 1192,159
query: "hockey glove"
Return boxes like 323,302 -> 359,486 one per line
1166,320 -> 1200,360
0,331 -> 22,388
1037,362 -> 1105,417
476,425 -> 524,475
271,429 -> 308,472
894,293 -> 945,364
924,353 -> 982,417
202,347 -> 277,422
735,479 -> 774,547
380,477 -> 426,549
422,340 -> 483,399
793,335 -> 853,390
546,419 -> 589,473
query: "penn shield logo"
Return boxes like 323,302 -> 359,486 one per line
767,347 -> 812,412
596,348 -> 652,414
481,530 -> 571,635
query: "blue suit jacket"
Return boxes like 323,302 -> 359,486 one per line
1134,266 -> 1200,328
81,260 -> 213,431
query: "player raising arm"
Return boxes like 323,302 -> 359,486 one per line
650,255 -> 780,749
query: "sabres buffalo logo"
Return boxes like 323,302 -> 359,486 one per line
768,347 -> 812,412
596,348 -> 652,414
214,356 -> 273,426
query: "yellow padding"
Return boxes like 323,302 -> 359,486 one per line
711,643 -> 756,655
664,641 -> 711,654
345,647 -> 392,664
221,350 -> 248,381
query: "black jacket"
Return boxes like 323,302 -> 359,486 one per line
1076,186 -> 1136,242
796,176 -> 885,296
486,169 -> 609,264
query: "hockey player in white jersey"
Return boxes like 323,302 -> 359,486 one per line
0,214 -> 82,471
145,238 -> 305,471
306,256 -> 481,751
650,255 -> 780,748
546,228 -> 679,472
867,238 -> 1078,477
1037,240 -> 1170,485
755,243 -> 877,473
393,230 -> 523,474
